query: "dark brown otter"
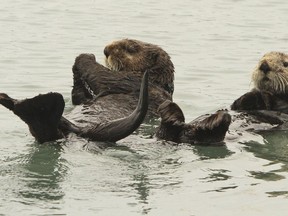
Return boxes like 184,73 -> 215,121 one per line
104,39 -> 175,95
71,53 -> 232,145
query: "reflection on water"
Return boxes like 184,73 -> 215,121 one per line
244,131 -> 288,164
200,168 -> 232,182
267,191 -> 288,198
131,173 -> 150,204
193,144 -> 234,160
130,173 -> 151,214
249,170 -> 285,181
0,142 -> 68,214
240,131 -> 288,201
19,143 -> 68,202
206,185 -> 238,193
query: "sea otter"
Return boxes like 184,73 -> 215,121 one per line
231,52 -> 288,131
72,39 -> 231,144
71,51 -> 231,145
0,39 -> 232,145
155,51 -> 288,143
232,52 -> 288,112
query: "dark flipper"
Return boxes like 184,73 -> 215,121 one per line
156,100 -> 231,145
78,71 -> 149,142
0,93 -> 65,143
71,54 -> 97,105
245,110 -> 284,125
231,90 -> 273,110
71,53 -> 142,105
156,100 -> 185,142
184,110 -> 232,144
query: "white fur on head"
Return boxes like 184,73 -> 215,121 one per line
252,52 -> 288,94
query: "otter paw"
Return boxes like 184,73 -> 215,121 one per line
158,100 -> 185,124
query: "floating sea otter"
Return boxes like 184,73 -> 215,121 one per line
0,39 -> 231,145
71,39 -> 231,145
231,52 -> 288,130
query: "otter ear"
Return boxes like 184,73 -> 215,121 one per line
148,50 -> 159,62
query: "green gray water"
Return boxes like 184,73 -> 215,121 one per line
0,0 -> 288,215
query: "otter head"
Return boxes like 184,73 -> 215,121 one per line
104,39 -> 175,95
252,52 -> 288,94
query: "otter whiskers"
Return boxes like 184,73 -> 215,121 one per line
277,73 -> 288,93
108,57 -> 123,72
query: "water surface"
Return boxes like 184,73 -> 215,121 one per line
0,0 -> 288,215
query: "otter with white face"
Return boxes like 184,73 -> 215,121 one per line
231,52 -> 288,131
252,52 -> 288,94
232,52 -> 288,112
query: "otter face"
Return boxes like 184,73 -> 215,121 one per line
103,39 -> 175,95
252,52 -> 288,94
104,39 -> 160,71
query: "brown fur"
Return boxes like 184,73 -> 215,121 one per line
71,52 -> 231,145
0,71 -> 149,144
230,52 -> 288,134
104,39 -> 175,94
71,53 -> 172,123
156,100 -> 231,145
232,52 -> 288,113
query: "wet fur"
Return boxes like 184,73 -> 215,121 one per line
71,39 -> 231,145
0,71 -> 150,144
156,100 -> 231,145
102,39 -> 232,144
0,39 -> 232,145
104,39 -> 175,94
231,52 -> 288,132
252,52 -> 288,94
71,53 -> 172,122
232,52 -> 288,113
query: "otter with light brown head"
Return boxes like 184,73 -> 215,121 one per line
232,52 -> 288,112
252,52 -> 288,94
104,39 -> 175,95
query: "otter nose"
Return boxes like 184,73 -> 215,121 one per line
104,47 -> 110,58
259,61 -> 271,74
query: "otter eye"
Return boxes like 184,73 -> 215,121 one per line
284,62 -> 288,67
126,45 -> 138,54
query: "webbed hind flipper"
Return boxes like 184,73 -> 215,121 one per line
155,100 -> 231,145
183,110 -> 232,144
0,92 -> 65,143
